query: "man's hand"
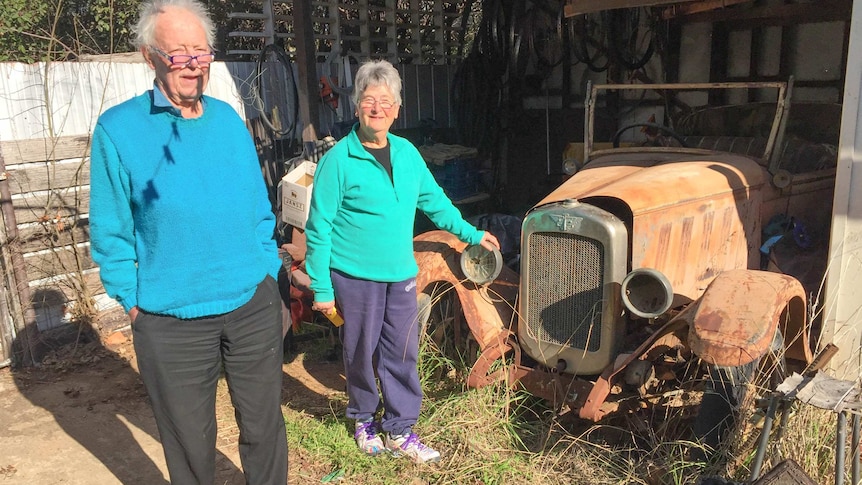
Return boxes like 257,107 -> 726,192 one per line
479,231 -> 501,252
128,306 -> 140,323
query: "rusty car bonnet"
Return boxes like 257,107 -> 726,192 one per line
529,152 -> 769,301
533,152 -> 766,214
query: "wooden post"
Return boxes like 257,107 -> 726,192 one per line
262,0 -> 275,48
293,0 -> 319,143
0,211 -> 11,366
0,137 -> 38,366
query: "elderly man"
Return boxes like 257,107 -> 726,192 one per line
88,0 -> 287,483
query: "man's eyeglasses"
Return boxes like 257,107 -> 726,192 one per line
149,46 -> 215,68
359,98 -> 396,110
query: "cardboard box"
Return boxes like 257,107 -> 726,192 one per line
281,161 -> 316,229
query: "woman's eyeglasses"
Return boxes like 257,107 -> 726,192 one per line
149,46 -> 215,68
359,98 -> 396,110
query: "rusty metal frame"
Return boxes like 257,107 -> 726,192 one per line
414,230 -> 519,357
583,81 -> 790,167
578,309 -> 690,421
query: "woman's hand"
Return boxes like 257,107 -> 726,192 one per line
479,231 -> 501,252
312,300 -> 335,313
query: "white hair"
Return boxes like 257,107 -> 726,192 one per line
352,59 -> 403,107
132,0 -> 216,49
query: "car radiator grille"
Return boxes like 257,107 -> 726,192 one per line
526,232 -> 605,352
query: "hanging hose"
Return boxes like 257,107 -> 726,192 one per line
571,12 -> 610,73
525,0 -> 564,70
608,7 -> 656,71
322,47 -> 357,97
253,43 -> 299,138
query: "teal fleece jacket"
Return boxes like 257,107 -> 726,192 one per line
89,89 -> 281,318
305,125 -> 484,302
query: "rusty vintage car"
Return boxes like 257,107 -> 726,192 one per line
413,81 -> 838,438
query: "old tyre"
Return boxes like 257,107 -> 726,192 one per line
692,329 -> 786,459
417,282 -> 480,380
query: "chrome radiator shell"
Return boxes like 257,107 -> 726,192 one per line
518,201 -> 628,375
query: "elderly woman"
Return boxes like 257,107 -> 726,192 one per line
305,59 -> 500,464
88,0 -> 287,483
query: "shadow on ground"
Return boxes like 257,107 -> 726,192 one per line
6,295 -> 244,485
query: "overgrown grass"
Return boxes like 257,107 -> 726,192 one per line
743,401 -> 860,484
282,322 -> 663,484
282,316 -> 850,484
283,379 -> 625,484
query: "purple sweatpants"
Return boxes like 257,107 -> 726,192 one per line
331,269 -> 421,436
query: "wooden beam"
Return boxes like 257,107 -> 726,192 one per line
0,135 -> 90,165
659,0 -> 752,20
19,218 -> 90,254
293,0 -> 319,142
6,161 -> 89,196
709,23 -> 729,102
564,0 -> 702,18
23,244 -> 96,282
10,188 -> 89,225
663,0 -> 852,27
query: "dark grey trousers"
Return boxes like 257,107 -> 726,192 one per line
331,270 -> 421,436
133,275 -> 287,485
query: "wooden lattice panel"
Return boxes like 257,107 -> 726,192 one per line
228,0 -> 473,64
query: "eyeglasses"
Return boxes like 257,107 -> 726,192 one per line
359,98 -> 396,110
149,46 -> 215,68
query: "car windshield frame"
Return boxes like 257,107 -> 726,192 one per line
583,80 -> 792,174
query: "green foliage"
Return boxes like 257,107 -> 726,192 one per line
0,0 -> 51,62
0,0 -> 140,62
0,0 -> 223,63
77,0 -> 139,54
0,0 -> 286,63
0,0 -> 475,63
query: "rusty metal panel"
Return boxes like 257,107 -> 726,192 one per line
537,153 -> 763,210
687,269 -> 812,367
414,230 -> 519,351
631,186 -> 761,300
538,155 -> 766,212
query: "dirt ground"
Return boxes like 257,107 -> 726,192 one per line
0,307 -> 347,484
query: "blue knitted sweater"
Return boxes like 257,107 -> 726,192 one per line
89,89 -> 280,318
305,125 -> 484,303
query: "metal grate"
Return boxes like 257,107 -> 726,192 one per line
526,232 -> 605,352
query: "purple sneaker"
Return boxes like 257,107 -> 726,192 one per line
354,421 -> 385,456
385,433 -> 441,464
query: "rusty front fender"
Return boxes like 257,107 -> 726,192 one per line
414,230 -> 519,356
686,269 -> 813,368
